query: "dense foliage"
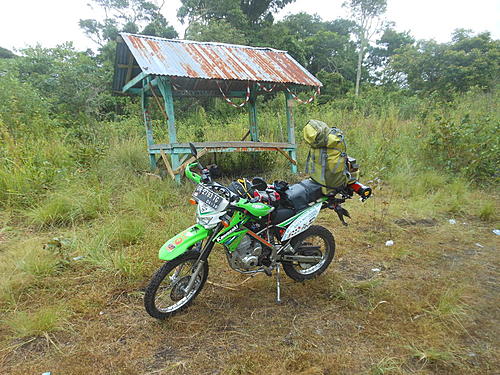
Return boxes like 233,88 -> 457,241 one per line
0,0 -> 498,211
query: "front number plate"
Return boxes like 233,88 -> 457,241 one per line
193,185 -> 223,210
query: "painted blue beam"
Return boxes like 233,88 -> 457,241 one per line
122,72 -> 149,93
285,91 -> 298,174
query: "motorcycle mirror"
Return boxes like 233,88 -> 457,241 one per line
251,177 -> 267,191
189,142 -> 198,159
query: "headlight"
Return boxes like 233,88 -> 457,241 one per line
196,216 -> 213,227
196,202 -> 226,229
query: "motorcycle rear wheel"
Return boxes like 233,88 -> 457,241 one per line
282,225 -> 335,281
144,251 -> 208,319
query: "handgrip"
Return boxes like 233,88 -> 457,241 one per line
185,163 -> 201,184
348,182 -> 372,201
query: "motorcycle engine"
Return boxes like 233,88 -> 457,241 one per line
230,235 -> 264,271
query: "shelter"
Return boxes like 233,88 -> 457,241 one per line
113,33 -> 322,182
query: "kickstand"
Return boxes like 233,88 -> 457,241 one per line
275,263 -> 282,304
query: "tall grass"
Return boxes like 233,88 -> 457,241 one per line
2,88 -> 497,211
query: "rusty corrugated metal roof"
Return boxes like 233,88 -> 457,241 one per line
118,33 -> 322,88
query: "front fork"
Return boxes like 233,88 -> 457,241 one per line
183,223 -> 222,294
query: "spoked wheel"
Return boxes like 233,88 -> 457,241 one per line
282,225 -> 335,281
144,251 -> 208,319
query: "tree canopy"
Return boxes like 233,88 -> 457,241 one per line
390,30 -> 499,96
0,0 -> 496,130
0,47 -> 16,59
79,0 -> 178,47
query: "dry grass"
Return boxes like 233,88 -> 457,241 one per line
1,186 -> 499,374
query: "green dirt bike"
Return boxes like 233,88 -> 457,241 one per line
144,144 -> 372,319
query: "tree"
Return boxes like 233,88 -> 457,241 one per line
80,0 -> 177,47
178,0 -> 295,39
12,44 -> 113,124
0,47 -> 16,59
342,0 -> 387,96
186,20 -> 250,44
368,26 -> 415,84
273,14 -> 358,81
390,30 -> 500,97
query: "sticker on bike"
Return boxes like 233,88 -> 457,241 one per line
281,203 -> 322,241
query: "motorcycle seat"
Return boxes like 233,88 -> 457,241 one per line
283,179 -> 324,211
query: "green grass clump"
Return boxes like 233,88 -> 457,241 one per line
0,273 -> 33,306
121,179 -> 178,219
107,215 -> 147,247
27,188 -> 110,228
0,124 -> 76,208
0,239 -> 63,306
477,200 -> 497,222
370,357 -> 401,375
16,248 -> 62,277
4,305 -> 69,338
407,345 -> 458,366
109,249 -> 147,280
94,136 -> 149,184
390,171 -> 447,197
426,288 -> 468,326
72,215 -> 149,278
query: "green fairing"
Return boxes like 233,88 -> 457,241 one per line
218,229 -> 249,252
159,224 -> 210,261
214,211 -> 249,251
212,201 -> 273,252
235,199 -> 273,217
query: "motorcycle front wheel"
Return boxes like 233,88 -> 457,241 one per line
144,250 -> 208,319
282,225 -> 335,281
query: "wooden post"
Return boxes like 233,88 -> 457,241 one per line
285,92 -> 298,174
248,90 -> 259,142
158,77 -> 181,183
141,80 -> 156,170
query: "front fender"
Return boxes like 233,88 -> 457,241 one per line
159,224 -> 211,261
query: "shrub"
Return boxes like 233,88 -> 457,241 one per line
425,90 -> 499,183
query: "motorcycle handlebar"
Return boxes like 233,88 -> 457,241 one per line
185,164 -> 239,202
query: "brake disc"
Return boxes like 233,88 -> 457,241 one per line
170,276 -> 191,301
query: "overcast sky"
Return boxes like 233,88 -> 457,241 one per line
1,0 -> 498,52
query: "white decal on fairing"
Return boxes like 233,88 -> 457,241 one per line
281,203 -> 322,241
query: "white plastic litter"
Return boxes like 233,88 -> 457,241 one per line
475,243 -> 484,248
448,219 -> 456,224
493,229 -> 500,236
371,268 -> 381,272
72,256 -> 84,261
385,240 -> 394,246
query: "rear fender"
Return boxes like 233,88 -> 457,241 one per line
159,224 -> 211,261
281,202 -> 322,241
